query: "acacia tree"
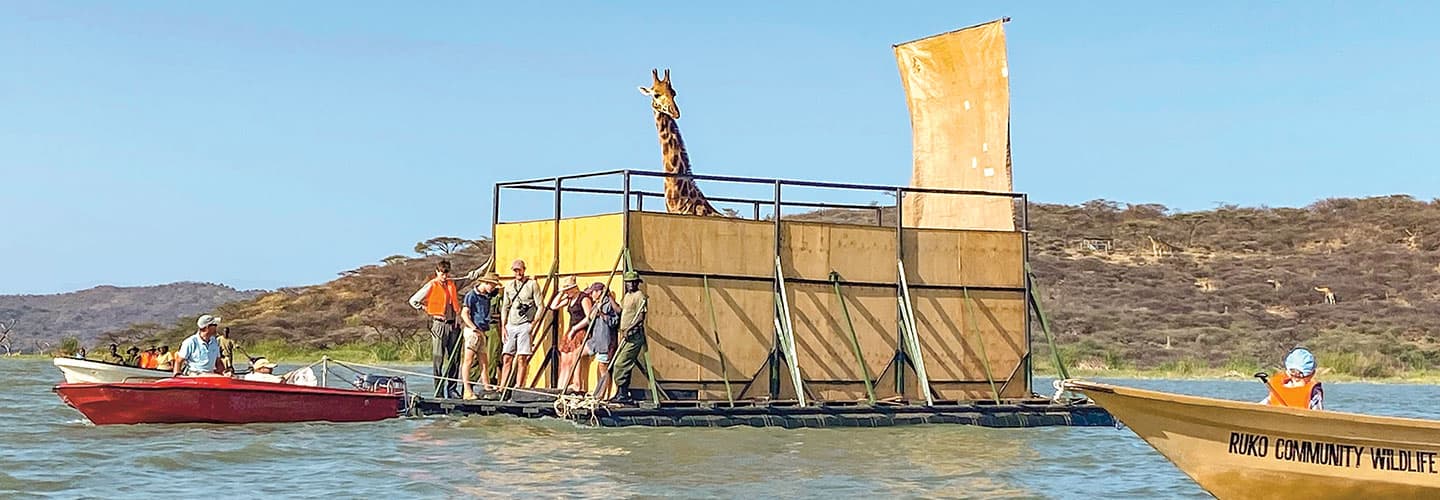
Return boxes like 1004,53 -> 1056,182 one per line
414,237 -> 474,256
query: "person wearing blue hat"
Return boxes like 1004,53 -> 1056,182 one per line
1260,347 -> 1324,410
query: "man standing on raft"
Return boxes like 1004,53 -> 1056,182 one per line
409,259 -> 488,399
608,271 -> 648,405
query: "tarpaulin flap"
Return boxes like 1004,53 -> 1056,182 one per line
896,20 -> 1014,231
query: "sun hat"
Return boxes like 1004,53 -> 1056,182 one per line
252,357 -> 278,370
586,282 -> 606,294
1284,347 -> 1316,377
623,271 -> 642,282
560,276 -> 578,291
197,315 -> 222,328
511,259 -> 527,271
480,271 -> 502,285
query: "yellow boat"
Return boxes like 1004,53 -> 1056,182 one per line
1063,380 -> 1440,499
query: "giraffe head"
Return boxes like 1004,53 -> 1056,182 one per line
638,68 -> 680,120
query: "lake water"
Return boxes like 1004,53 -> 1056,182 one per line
7,359 -> 1440,499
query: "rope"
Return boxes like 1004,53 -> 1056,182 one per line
552,393 -> 602,426
896,260 -> 934,406
331,357 -> 561,401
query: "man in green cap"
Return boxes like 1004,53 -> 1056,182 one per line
608,270 -> 648,405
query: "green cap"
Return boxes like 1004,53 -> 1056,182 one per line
623,270 -> 642,282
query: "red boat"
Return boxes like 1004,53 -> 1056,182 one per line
54,376 -> 405,425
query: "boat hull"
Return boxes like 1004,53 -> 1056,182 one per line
54,377 -> 403,425
1064,380 -> 1440,499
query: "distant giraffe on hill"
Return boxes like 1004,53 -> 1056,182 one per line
1314,286 -> 1337,304
638,69 -> 723,217
1148,235 -> 1181,257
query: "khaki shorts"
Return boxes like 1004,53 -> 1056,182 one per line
463,327 -> 483,351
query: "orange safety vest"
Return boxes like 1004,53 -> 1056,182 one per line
1266,372 -> 1319,409
423,278 -> 461,318
139,352 -> 157,369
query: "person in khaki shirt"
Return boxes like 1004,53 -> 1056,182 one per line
608,271 -> 648,405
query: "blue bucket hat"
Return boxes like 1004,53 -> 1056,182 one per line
1284,348 -> 1316,377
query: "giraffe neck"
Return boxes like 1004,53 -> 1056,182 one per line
654,111 -> 692,175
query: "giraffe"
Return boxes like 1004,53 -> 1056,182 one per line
638,68 -> 723,216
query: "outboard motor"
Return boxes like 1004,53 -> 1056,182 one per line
354,374 -> 411,414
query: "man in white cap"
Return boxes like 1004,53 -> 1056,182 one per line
174,314 -> 225,376
243,357 -> 284,383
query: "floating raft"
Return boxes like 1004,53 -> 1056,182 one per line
414,395 -> 1114,428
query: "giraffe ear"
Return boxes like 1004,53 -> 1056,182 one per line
638,86 -> 655,96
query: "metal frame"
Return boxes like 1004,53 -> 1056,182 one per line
491,169 -> 1033,399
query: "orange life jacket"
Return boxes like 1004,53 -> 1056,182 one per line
139,352 -> 157,369
423,278 -> 461,318
1266,372 -> 1319,409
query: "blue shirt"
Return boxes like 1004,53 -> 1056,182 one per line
177,332 -> 220,374
463,289 -> 495,331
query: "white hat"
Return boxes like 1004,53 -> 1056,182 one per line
252,357 -> 277,370
197,315 -> 222,328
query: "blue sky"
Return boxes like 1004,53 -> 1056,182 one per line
3,2 -> 1437,294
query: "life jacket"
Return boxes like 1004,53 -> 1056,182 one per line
139,352 -> 156,369
423,278 -> 461,318
1266,372 -> 1319,409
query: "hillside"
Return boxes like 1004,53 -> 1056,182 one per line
77,196 -> 1440,375
1028,196 -> 1440,376
0,283 -> 261,353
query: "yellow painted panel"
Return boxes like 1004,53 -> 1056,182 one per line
494,220 -> 556,279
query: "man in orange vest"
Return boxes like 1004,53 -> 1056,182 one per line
1260,347 -> 1324,410
409,259 -> 487,398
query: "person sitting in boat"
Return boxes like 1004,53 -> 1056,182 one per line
174,315 -> 227,377
122,345 -> 142,367
1260,347 -> 1323,410
102,343 -> 125,364
155,345 -> 174,371
242,357 -> 284,383
139,346 -> 159,369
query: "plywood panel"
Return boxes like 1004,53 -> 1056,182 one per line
494,220 -> 556,278
908,288 -> 1025,383
558,214 -> 624,275
629,213 -> 773,278
779,222 -> 831,281
642,276 -> 775,384
786,282 -> 898,386
901,228 -> 1023,288
960,230 -> 1024,288
826,224 -> 898,284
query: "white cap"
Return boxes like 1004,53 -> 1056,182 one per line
197,315 -> 222,328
